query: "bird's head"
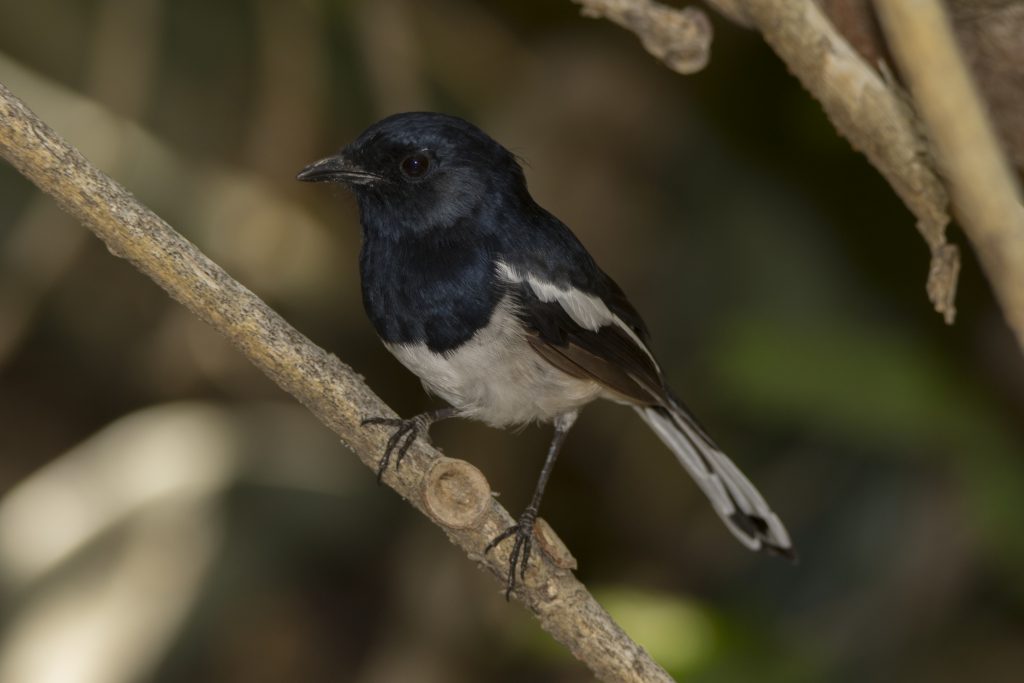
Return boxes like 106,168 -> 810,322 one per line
298,112 -> 526,237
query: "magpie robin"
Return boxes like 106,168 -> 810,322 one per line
298,112 -> 794,597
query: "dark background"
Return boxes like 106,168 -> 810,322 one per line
1,1 -> 1023,681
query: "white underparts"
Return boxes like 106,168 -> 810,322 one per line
385,297 -> 603,427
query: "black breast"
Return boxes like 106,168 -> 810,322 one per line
359,232 -> 501,353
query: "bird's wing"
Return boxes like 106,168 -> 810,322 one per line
494,260 -> 666,406
495,259 -> 795,558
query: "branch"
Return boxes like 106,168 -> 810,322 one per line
576,0 -> 714,74
0,81 -> 674,683
575,0 -> 961,324
875,0 -> 1024,354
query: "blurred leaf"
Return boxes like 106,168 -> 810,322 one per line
711,315 -> 972,446
595,585 -> 717,676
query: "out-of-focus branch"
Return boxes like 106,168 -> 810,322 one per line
576,0 -> 714,74
0,81 -> 674,683
735,0 -> 959,321
575,0 -> 961,323
875,0 -> 1024,353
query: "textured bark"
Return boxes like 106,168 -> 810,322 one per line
876,0 -> 1024,354
577,0 -> 714,74
579,0 -> 962,323
819,0 -> 1024,173
739,0 -> 960,321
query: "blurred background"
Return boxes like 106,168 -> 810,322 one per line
1,1 -> 1023,681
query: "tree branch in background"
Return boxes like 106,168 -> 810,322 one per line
875,0 -> 1024,353
0,82 -> 674,683
576,0 -> 714,74
575,0 -> 962,324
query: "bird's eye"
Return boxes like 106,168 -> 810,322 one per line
399,152 -> 431,178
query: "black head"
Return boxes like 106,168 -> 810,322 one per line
297,112 -> 527,237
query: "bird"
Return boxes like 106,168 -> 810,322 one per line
297,112 -> 794,597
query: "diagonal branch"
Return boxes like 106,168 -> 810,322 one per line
875,0 -> 1024,355
733,0 -> 960,322
0,81 -> 674,683
575,0 -> 961,324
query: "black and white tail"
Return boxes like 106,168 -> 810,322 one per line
636,404 -> 795,559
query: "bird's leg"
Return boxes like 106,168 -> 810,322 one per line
486,411 -> 578,600
362,406 -> 459,481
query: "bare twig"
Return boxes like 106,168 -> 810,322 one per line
875,0 -> 1024,353
576,0 -> 714,74
737,0 -> 960,321
576,0 -> 962,323
0,81 -> 674,683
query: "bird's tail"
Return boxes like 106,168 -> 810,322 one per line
635,404 -> 795,559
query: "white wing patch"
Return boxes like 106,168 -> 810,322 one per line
495,260 -> 659,369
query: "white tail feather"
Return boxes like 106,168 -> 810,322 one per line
635,406 -> 793,556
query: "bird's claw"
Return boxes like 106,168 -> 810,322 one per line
485,508 -> 537,600
361,415 -> 429,482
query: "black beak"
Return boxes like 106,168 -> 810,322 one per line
296,154 -> 381,185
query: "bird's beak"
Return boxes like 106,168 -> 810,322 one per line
296,153 -> 381,185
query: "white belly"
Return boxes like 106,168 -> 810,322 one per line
384,299 -> 602,427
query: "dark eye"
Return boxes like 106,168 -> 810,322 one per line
399,152 -> 431,178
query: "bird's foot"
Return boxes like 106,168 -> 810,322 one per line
485,507 -> 537,600
361,413 -> 435,482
